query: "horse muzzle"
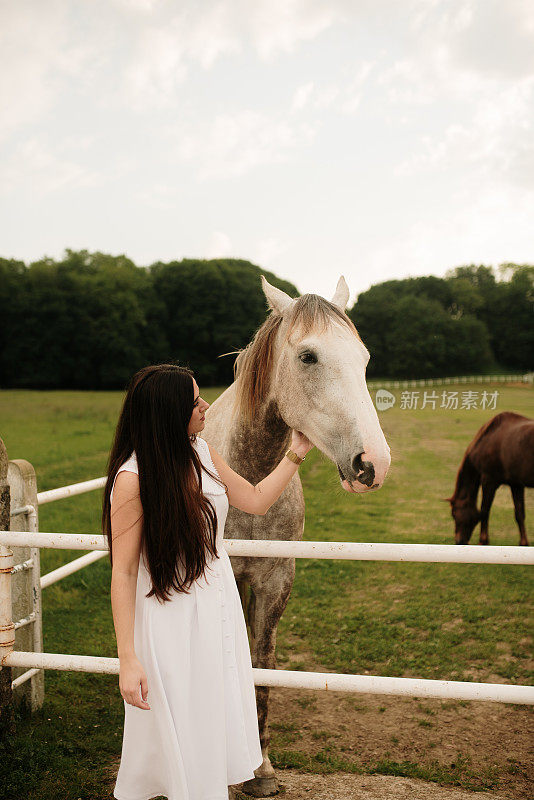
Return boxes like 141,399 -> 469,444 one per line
337,450 -> 390,493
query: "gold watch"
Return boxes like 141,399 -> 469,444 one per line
285,448 -> 305,465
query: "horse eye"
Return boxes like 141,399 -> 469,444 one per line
299,351 -> 317,364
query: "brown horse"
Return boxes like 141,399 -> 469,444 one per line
447,411 -> 533,546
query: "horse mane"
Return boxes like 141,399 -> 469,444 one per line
450,412 -> 511,502
232,293 -> 360,422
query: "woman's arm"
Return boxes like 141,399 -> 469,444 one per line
207,430 -> 314,516
110,471 -> 150,710
110,471 -> 143,658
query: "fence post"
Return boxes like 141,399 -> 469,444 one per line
0,436 -> 15,735
8,460 -> 44,710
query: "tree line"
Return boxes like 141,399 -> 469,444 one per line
349,264 -> 533,378
0,251 -> 531,388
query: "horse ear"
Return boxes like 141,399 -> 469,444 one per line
441,497 -> 453,504
261,275 -> 294,314
330,275 -> 350,311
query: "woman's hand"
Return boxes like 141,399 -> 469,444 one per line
119,654 -> 150,710
290,430 -> 314,460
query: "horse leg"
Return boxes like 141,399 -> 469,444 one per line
479,479 -> 497,545
511,485 -> 529,546
240,563 -> 295,797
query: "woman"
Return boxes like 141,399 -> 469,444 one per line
102,363 -> 314,800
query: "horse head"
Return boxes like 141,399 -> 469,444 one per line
445,496 -> 481,544
256,275 -> 391,493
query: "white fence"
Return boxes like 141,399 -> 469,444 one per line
367,373 -> 532,389
1,519 -> 533,705
1,422 -> 534,708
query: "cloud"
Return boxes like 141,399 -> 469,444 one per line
395,76 -> 534,190
133,182 -> 182,211
2,0 -> 533,288
378,58 -> 438,106
360,1 -> 534,193
121,4 -> 242,109
0,2 -> 97,141
338,61 -> 376,114
291,61 -> 375,116
0,138 -> 108,195
247,0 -> 336,59
205,230 -> 234,258
252,237 -> 289,269
1,0 -> 339,127
292,81 -> 315,111
4,0 -> 534,129
361,183 -> 534,292
415,0 -> 534,80
114,0 -> 339,109
111,0 -> 160,10
174,110 -> 316,179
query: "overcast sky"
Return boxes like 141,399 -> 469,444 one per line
1,0 -> 533,302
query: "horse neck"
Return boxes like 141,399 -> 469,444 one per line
229,318 -> 294,481
452,454 -> 480,505
230,398 -> 291,483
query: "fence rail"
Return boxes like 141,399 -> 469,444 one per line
1,531 -> 534,565
367,373 -> 531,389
37,477 -> 106,506
2,650 -> 532,704
1,530 -> 533,705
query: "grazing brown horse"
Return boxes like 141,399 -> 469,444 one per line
447,411 -> 533,545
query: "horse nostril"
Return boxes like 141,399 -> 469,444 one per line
352,452 -> 364,474
352,452 -> 375,487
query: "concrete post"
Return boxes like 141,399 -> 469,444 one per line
8,459 -> 44,710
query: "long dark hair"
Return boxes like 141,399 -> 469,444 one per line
102,364 -> 227,603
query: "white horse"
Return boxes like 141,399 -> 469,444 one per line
203,275 -> 390,796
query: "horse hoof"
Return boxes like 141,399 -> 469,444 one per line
239,774 -> 279,797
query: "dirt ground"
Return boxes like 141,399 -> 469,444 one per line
242,685 -> 534,799
106,684 -> 532,799
230,772 -> 511,800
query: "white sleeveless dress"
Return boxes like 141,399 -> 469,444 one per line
110,436 -> 263,800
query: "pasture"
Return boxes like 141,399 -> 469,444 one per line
1,383 -> 533,800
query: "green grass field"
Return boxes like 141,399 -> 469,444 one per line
1,383 -> 533,799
